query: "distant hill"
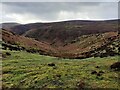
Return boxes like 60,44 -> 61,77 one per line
1,23 -> 20,31
2,20 -> 119,46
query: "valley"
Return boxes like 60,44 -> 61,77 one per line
1,19 -> 120,89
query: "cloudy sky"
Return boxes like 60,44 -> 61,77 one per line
1,1 -> 119,24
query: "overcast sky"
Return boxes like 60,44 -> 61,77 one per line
1,1 -> 119,24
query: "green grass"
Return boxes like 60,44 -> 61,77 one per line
2,50 -> 119,89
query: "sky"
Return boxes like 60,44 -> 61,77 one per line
0,0 -> 119,24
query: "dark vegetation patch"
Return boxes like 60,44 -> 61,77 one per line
99,71 -> 104,74
91,71 -> 97,74
95,66 -> 100,68
5,52 -> 11,56
110,62 -> 120,71
2,52 -> 11,58
48,63 -> 55,67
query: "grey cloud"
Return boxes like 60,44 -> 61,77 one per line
2,2 -> 118,23
3,2 -> 101,13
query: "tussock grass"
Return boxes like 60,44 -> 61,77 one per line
2,50 -> 119,89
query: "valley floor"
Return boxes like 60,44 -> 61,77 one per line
2,50 -> 119,89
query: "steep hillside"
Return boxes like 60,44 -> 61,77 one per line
2,28 -> 119,59
2,29 -> 57,56
54,31 -> 119,58
24,20 -> 118,45
2,20 -> 118,46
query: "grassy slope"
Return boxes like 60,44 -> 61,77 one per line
2,50 -> 119,89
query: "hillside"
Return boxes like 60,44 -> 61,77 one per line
2,29 -> 57,56
2,20 -> 119,46
2,28 -> 119,59
1,23 -> 20,31
1,20 -> 120,89
23,20 -> 118,45
2,50 -> 119,89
